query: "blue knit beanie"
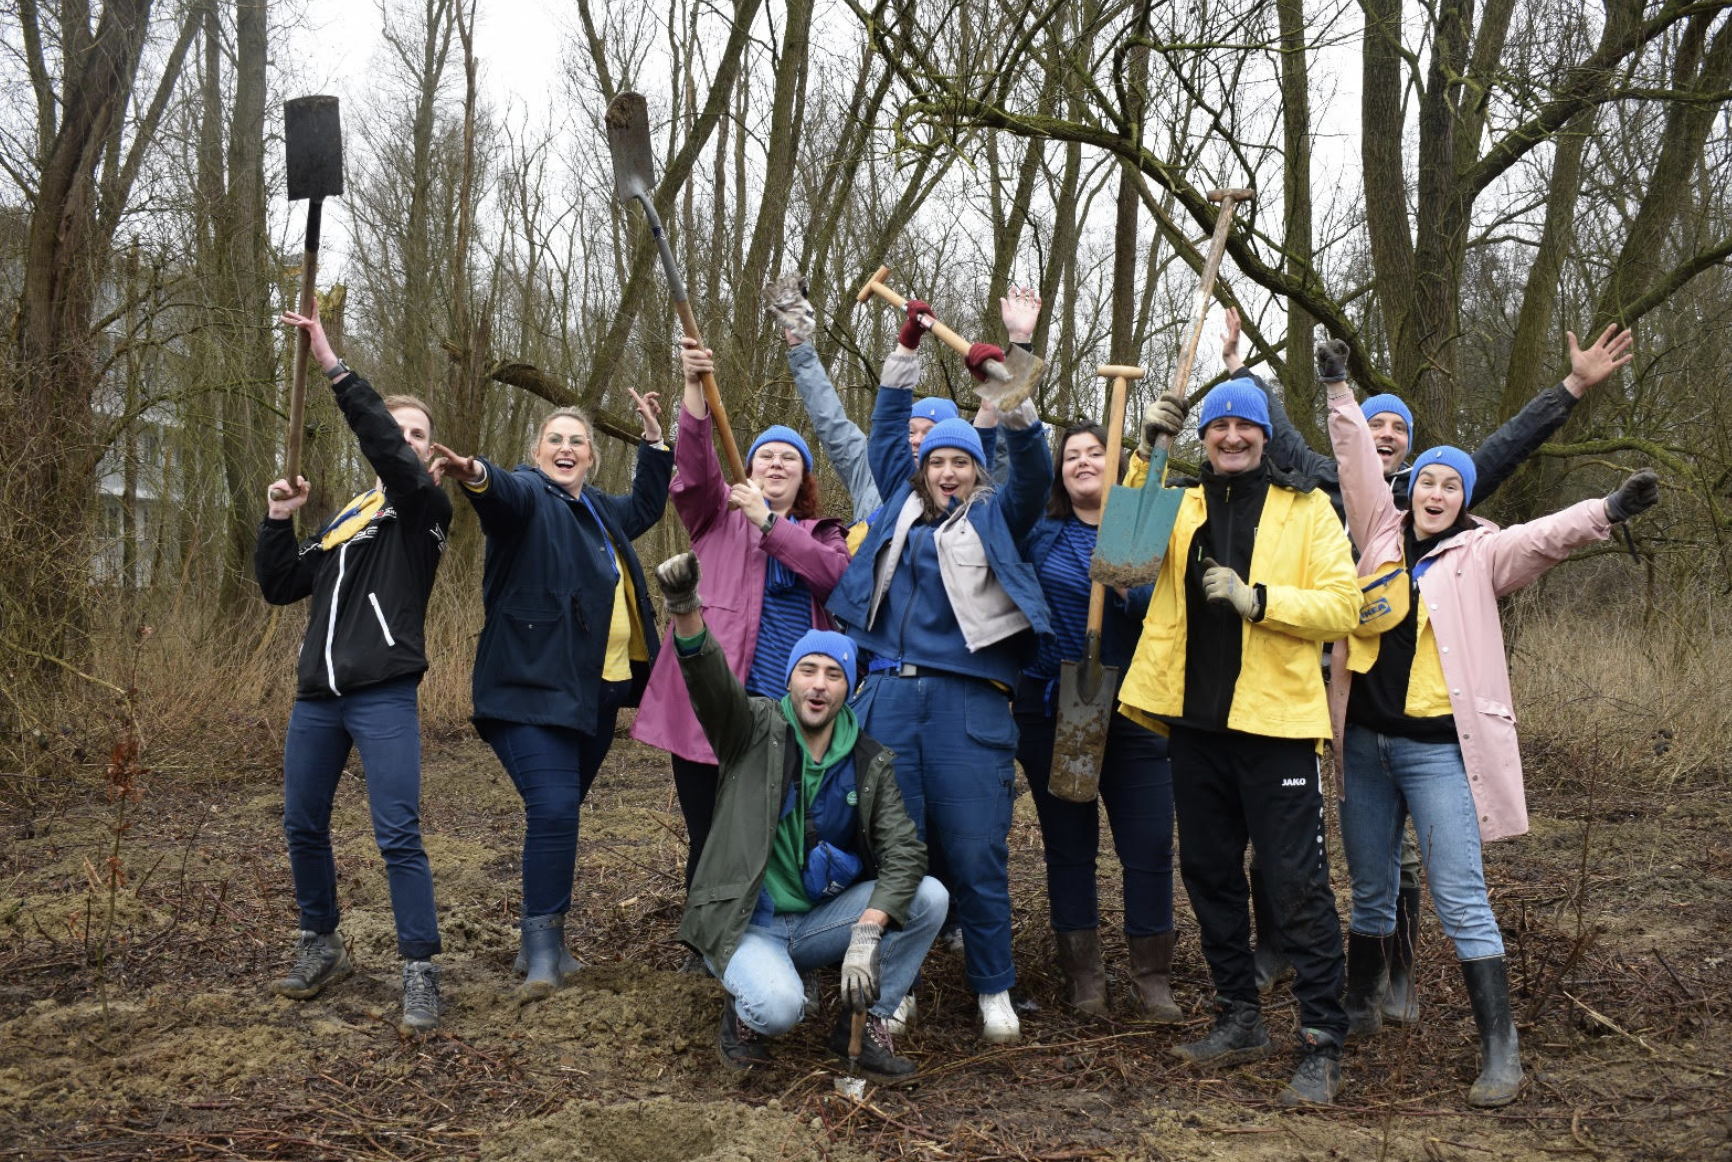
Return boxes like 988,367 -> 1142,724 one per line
786,629 -> 857,686
1196,377 -> 1272,439
917,418 -> 985,465
911,396 -> 959,423
1411,445 -> 1476,507
1360,394 -> 1415,442
747,425 -> 813,473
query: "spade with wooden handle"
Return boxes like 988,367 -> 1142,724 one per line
855,265 -> 1044,410
1090,188 -> 1255,587
605,91 -> 747,483
1048,364 -> 1145,803
271,96 -> 343,503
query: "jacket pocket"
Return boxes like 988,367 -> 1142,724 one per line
1474,697 -> 1517,725
367,592 -> 397,647
492,605 -> 568,690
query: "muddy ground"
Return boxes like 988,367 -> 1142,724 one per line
2,718 -> 1729,1162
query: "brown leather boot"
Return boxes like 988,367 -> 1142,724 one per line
1127,931 -> 1184,1023
1053,929 -> 1108,1016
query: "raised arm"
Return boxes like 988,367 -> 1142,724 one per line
671,340 -> 730,538
996,402 -> 1052,541
1323,341 -> 1403,555
659,553 -> 761,766
431,448 -> 537,536
1222,307 -> 1337,485
254,476 -> 317,605
786,341 -> 881,523
1480,469 -> 1653,597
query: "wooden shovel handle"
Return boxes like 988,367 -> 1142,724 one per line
281,199 -> 323,493
673,298 -> 748,484
1153,189 -> 1255,459
855,264 -> 976,360
1085,365 -> 1145,633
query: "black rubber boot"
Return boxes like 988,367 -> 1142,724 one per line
1382,884 -> 1422,1024
718,996 -> 772,1069
1170,998 -> 1272,1066
829,1009 -> 918,1086
1053,929 -> 1108,1017
515,914 -> 571,1005
1344,931 -> 1388,1040
1461,956 -> 1524,1108
1279,1027 -> 1343,1106
1250,867 -> 1293,992
1126,931 -> 1184,1023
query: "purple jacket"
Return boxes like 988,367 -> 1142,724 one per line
631,406 -> 850,764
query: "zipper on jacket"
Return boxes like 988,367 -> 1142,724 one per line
323,542 -> 348,696
367,591 -> 396,647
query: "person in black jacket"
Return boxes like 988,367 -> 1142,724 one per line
255,310 -> 452,1035
432,394 -> 672,1003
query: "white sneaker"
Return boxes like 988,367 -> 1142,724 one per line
885,994 -> 917,1035
979,990 -> 1021,1044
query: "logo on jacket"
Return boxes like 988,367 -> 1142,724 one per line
431,524 -> 447,553
1281,777 -> 1308,788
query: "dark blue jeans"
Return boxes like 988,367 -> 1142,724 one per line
283,677 -> 440,959
480,679 -> 629,918
1017,708 -> 1174,937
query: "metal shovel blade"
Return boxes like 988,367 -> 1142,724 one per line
974,344 -> 1045,411
285,96 -> 343,202
605,91 -> 656,202
1090,447 -> 1185,588
1051,651 -> 1120,803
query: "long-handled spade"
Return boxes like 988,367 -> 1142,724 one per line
1090,188 -> 1255,588
604,91 -> 747,483
1048,364 -> 1144,803
856,265 -> 1044,409
270,96 -> 344,502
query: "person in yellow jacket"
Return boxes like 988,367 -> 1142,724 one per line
1118,377 -> 1358,1105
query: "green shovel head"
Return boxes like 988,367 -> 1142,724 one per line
1090,447 -> 1184,588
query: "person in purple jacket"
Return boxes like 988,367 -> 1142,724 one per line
631,338 -> 852,969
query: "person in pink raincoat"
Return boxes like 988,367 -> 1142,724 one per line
1316,338 -> 1659,1109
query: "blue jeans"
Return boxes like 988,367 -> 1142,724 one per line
1340,725 -> 1504,961
852,671 -> 1018,994
481,680 -> 629,918
283,677 -> 440,959
717,877 -> 949,1034
1017,709 -> 1174,936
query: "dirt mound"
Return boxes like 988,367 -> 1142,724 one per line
483,1097 -> 872,1162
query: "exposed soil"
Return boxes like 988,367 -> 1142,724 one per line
2,717 -> 1729,1161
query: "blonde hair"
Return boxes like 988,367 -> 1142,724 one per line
383,394 -> 434,434
532,406 -> 597,470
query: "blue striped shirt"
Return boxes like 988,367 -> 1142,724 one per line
1028,517 -> 1096,682
746,547 -> 814,698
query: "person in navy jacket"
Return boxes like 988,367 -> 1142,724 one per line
433,394 -> 671,1003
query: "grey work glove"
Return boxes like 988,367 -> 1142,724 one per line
763,271 -> 817,345
1139,397 -> 1187,456
838,920 -> 883,1013
1604,468 -> 1659,523
654,551 -> 702,616
1200,557 -> 1261,621
1315,338 -> 1351,384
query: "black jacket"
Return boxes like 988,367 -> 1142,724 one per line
254,371 -> 452,699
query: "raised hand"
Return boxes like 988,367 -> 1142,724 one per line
679,337 -> 714,386
1221,307 -> 1245,373
1140,397 -> 1187,455
1000,284 -> 1042,344
630,388 -> 663,443
1604,468 -> 1659,523
280,310 -> 339,373
428,442 -> 481,486
898,300 -> 936,352
266,476 -> 310,517
1315,339 -> 1351,385
655,551 -> 702,616
1563,325 -> 1635,398
727,479 -> 771,529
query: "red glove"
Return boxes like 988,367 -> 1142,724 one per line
965,342 -> 1004,382
898,300 -> 935,349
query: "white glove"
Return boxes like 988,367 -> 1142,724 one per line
839,920 -> 883,1012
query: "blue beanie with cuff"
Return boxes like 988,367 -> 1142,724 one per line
917,418 -> 985,465
911,396 -> 960,423
748,425 -> 813,473
1360,394 -> 1415,442
1412,445 -> 1477,507
786,629 -> 857,687
1196,377 -> 1272,440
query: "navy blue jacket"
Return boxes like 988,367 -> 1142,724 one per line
459,442 -> 673,732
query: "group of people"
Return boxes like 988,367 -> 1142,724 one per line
255,277 -> 1657,1105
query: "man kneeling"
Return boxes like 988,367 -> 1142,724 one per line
656,552 -> 946,1085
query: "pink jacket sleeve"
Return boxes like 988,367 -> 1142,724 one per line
1478,497 -> 1612,598
1326,390 -> 1403,559
762,517 -> 851,600
672,405 -> 729,539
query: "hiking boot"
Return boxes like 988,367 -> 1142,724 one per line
1344,931 -> 1389,1040
718,996 -> 772,1070
515,914 -> 573,1005
1127,931 -> 1184,1023
829,1009 -> 918,1086
399,959 -> 441,1034
1461,956 -> 1524,1108
1382,884 -> 1422,1024
979,990 -> 1021,1044
1250,868 -> 1293,992
1170,998 -> 1272,1066
1054,929 -> 1107,1017
885,993 -> 917,1036
940,925 -> 965,956
678,950 -> 714,976
271,930 -> 351,1000
1279,1027 -> 1343,1106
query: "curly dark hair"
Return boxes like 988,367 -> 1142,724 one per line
1046,423 -> 1126,519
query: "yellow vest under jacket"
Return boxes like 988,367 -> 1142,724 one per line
1117,478 -> 1359,740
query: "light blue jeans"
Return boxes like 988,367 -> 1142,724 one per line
1339,725 -> 1504,961
716,877 -> 949,1035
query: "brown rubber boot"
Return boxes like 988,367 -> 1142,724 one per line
1126,931 -> 1184,1023
1053,929 -> 1108,1016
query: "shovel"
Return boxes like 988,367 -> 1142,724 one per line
271,96 -> 343,502
855,265 -> 1044,410
832,1009 -> 868,1101
605,91 -> 747,483
1050,364 -> 1145,802
1090,188 -> 1255,587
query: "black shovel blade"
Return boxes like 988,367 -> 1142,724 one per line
285,96 -> 343,202
605,91 -> 657,203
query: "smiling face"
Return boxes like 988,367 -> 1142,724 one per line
923,448 -> 979,506
390,406 -> 433,465
1201,416 -> 1266,476
750,441 -> 806,513
1368,413 -> 1411,476
533,415 -> 594,495
787,654 -> 850,732
1060,430 -> 1109,510
1409,464 -> 1466,536
907,416 -> 937,455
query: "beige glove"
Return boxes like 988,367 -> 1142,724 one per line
1139,397 -> 1186,457
1200,557 -> 1260,620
